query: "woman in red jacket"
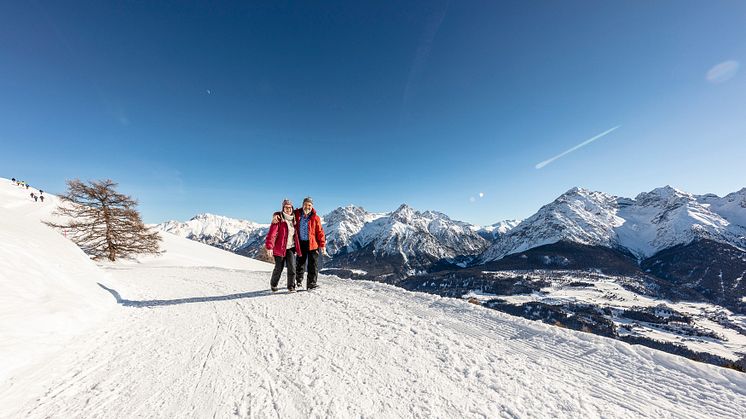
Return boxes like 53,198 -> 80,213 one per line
265,199 -> 302,292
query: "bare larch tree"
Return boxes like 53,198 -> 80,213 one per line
46,179 -> 161,261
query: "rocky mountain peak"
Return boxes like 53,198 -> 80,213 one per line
390,203 -> 417,222
635,186 -> 692,207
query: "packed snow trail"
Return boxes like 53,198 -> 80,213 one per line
2,259 -> 746,418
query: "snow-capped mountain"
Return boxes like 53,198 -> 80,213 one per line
357,204 -> 487,259
475,219 -> 522,241
322,205 -> 387,255
157,213 -> 269,257
324,204 -> 489,277
478,186 -> 746,263
477,188 -> 625,262
617,186 -> 746,258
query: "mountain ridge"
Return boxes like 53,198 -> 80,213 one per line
156,185 -> 746,278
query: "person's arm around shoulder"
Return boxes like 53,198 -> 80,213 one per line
271,211 -> 282,224
294,208 -> 302,228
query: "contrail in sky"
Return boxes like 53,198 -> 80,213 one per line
535,125 -> 621,169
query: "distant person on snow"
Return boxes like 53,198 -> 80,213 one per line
30,192 -> 37,202
265,199 -> 302,293
39,195 -> 44,202
272,196 -> 326,290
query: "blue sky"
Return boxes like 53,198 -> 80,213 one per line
1,1 -> 745,225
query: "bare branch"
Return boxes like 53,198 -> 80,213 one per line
45,179 -> 162,261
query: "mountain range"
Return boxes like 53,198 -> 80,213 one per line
478,186 -> 746,263
156,185 -> 746,366
157,186 -> 746,306
157,186 -> 746,277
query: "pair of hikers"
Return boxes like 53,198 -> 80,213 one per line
264,197 -> 326,293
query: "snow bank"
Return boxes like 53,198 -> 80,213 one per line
0,178 -> 114,382
119,230 -> 274,271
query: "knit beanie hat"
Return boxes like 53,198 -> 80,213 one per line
303,196 -> 313,205
282,198 -> 293,209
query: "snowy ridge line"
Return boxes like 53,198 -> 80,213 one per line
479,186 -> 746,263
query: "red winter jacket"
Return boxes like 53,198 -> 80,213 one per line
272,208 -> 326,251
295,208 -> 326,251
265,215 -> 302,258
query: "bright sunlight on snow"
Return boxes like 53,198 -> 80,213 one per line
1,178 -> 746,417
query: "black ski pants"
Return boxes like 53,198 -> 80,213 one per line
270,248 -> 296,290
296,240 -> 319,287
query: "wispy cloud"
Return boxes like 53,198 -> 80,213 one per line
535,125 -> 621,169
706,60 -> 740,84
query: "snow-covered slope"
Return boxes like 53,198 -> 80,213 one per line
2,178 -> 746,417
697,187 -> 746,229
128,230 -> 273,271
479,186 -> 746,263
0,178 -> 114,383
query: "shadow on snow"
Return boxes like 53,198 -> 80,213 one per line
97,283 -> 273,307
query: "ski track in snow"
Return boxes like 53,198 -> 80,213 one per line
2,264 -> 746,418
